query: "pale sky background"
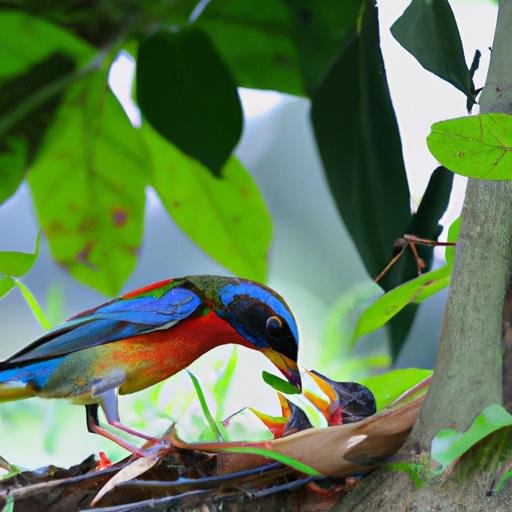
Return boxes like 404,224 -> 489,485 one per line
0,0 -> 498,467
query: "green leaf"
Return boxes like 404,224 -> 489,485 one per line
353,265 -> 451,345
361,368 -> 432,410
0,139 -> 25,205
194,0 -> 303,96
445,217 -> 460,266
217,445 -> 321,476
262,371 -> 301,395
284,0 -> 362,94
431,404 -> 512,468
391,0 -> 475,103
412,274 -> 451,303
145,124 -> 271,282
0,234 -> 39,277
493,466 -> 512,495
0,276 -> 15,299
0,12 -> 93,205
1,494 -> 14,512
0,53 -> 76,205
388,462 -> 426,489
0,10 -> 92,79
427,113 -> 512,180
137,27 -> 243,176
311,0 -> 411,284
188,370 -> 224,441
28,73 -> 149,296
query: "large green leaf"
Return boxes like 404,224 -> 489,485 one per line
0,235 -> 40,299
137,27 -> 243,176
431,404 -> 512,468
427,113 -> 512,179
0,138 -> 25,205
284,0 -> 362,95
0,53 -> 76,206
310,0 -> 414,359
195,0 -> 303,96
0,235 -> 40,277
0,276 -> 15,299
145,124 -> 271,282
28,73 -> 150,296
353,265 -> 452,345
391,0 -> 475,105
0,12 -> 93,205
311,0 -> 411,284
361,368 -> 432,410
0,10 -> 92,78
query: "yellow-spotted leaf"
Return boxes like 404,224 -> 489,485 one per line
28,72 -> 150,296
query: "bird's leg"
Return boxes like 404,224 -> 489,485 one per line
85,403 -> 146,456
97,389 -> 155,441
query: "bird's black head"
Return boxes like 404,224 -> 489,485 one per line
211,278 -> 301,390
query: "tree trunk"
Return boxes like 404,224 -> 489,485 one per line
334,0 -> 512,509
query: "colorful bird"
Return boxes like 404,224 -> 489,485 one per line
0,275 -> 301,454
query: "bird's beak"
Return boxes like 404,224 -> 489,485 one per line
262,348 -> 302,391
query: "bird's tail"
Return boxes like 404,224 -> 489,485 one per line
0,364 -> 39,402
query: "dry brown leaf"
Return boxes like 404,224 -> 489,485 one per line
90,455 -> 160,506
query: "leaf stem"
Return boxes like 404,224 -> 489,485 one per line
14,280 -> 50,330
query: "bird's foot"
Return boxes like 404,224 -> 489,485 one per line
108,420 -> 155,441
89,422 -> 150,457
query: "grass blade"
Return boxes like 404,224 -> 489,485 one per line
187,370 -> 224,441
217,445 -> 321,476
14,280 -> 50,330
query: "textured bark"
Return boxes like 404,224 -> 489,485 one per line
333,468 -> 512,512
502,282 -> 512,412
412,181 -> 512,444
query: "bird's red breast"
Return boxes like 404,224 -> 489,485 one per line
94,310 -> 252,395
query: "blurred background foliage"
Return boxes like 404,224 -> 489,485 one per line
0,0 -> 498,468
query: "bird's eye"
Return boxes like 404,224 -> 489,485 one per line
266,315 -> 283,332
225,296 -> 297,360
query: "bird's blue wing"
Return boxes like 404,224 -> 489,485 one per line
5,286 -> 202,365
